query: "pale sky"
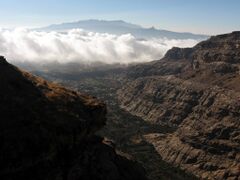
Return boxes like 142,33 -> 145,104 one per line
0,0 -> 239,35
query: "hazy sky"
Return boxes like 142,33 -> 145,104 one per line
0,0 -> 239,35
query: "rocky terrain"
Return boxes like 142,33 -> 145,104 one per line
0,56 -> 147,180
118,32 -> 240,179
28,31 -> 240,180
35,65 -> 197,180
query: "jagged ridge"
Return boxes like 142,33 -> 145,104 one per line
0,56 -> 147,180
117,32 -> 240,179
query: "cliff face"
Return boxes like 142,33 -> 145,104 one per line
0,57 -> 147,180
118,32 -> 240,179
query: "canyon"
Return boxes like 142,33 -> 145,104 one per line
9,31 -> 240,180
118,32 -> 240,179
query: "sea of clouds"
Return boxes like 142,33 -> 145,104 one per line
0,28 -> 199,66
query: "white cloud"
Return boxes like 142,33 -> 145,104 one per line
0,28 -> 199,66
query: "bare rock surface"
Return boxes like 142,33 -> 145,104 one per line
118,32 -> 240,179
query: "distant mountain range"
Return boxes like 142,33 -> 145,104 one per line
37,19 -> 209,40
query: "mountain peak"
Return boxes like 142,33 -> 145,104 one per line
0,56 -> 7,64
163,31 -> 240,63
37,19 -> 209,40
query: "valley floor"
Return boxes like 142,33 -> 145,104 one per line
40,75 -> 198,180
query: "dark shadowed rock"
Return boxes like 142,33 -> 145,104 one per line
0,57 -> 147,180
164,47 -> 193,60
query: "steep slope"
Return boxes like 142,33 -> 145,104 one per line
118,32 -> 240,179
0,56 -> 147,180
33,65 -> 198,180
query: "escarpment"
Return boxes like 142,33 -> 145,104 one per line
0,56 -> 147,180
118,32 -> 240,179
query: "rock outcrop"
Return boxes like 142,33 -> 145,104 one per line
0,56 -> 147,180
118,32 -> 240,179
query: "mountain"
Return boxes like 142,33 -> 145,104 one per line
0,56 -> 147,180
37,19 -> 208,40
27,32 -> 240,179
33,63 -> 198,180
117,32 -> 240,179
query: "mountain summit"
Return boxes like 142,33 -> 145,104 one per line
37,19 -> 208,40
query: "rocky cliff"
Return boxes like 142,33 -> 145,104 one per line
0,56 -> 147,180
118,32 -> 240,179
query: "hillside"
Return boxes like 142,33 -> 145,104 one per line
117,32 -> 240,179
0,56 -> 147,180
28,31 -> 240,180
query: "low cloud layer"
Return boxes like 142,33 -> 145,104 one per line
0,28 -> 199,66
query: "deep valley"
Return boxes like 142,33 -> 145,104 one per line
34,32 -> 240,180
